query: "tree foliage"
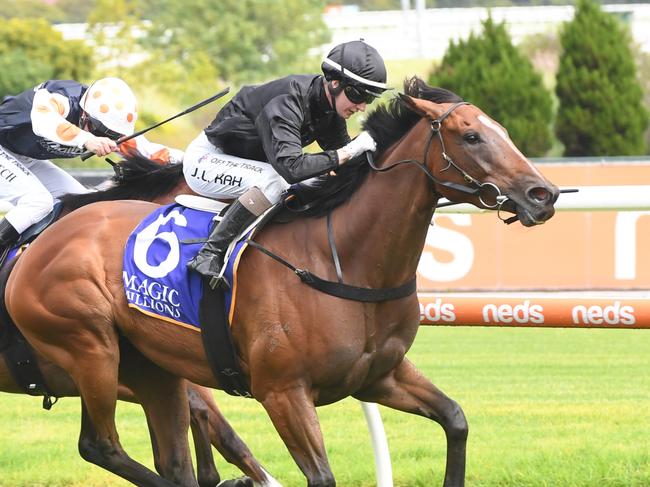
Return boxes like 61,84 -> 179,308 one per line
337,1 -> 650,9
428,16 -> 553,157
142,0 -> 330,85
555,0 -> 647,156
87,0 -> 144,77
0,51 -> 53,99
0,19 -> 93,98
0,0 -> 95,23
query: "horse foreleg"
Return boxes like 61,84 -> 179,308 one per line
354,358 -> 468,487
260,386 -> 334,487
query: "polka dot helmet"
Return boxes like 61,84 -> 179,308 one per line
80,77 -> 137,139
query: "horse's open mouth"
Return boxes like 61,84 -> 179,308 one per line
513,203 -> 554,227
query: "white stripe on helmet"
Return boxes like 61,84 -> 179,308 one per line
322,58 -> 388,90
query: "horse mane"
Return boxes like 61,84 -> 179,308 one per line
292,76 -> 463,218
60,154 -> 184,212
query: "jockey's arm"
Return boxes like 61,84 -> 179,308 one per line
31,89 -> 93,149
257,95 -> 339,184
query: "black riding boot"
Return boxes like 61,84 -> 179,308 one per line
0,219 -> 19,258
187,200 -> 257,289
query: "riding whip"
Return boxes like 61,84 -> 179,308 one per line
79,87 -> 230,161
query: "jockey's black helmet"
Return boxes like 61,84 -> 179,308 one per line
321,40 -> 388,98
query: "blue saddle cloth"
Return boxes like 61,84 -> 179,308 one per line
122,203 -> 249,329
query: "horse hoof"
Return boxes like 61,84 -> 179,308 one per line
217,477 -> 254,487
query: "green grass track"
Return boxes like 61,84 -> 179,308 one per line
1,326 -> 649,486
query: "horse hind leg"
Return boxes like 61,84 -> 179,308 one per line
27,323 -> 183,485
117,343 -> 200,486
188,384 -> 281,487
354,358 -> 468,487
186,385 -> 221,487
78,398 -> 180,486
73,347 -> 183,486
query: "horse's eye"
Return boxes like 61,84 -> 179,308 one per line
464,132 -> 481,145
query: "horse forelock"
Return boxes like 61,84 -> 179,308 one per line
363,76 -> 463,155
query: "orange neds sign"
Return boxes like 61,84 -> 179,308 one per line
416,161 -> 650,291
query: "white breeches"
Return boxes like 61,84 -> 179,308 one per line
183,132 -> 290,204
0,145 -> 88,233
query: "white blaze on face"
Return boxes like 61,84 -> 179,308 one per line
477,114 -> 544,179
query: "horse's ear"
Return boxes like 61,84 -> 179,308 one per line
398,94 -> 428,117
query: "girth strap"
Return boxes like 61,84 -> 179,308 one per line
246,240 -> 416,303
198,279 -> 252,398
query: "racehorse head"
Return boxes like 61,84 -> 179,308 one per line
368,77 -> 559,227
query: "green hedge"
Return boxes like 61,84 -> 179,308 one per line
429,15 -> 554,157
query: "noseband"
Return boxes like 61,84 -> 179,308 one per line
366,101 -> 508,210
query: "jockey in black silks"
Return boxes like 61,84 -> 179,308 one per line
183,40 -> 389,289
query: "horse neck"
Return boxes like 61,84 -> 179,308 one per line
333,121 -> 438,286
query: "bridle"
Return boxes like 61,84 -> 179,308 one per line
366,101 -> 510,212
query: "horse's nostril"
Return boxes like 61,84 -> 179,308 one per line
528,186 -> 551,204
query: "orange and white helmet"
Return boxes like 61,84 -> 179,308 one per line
80,77 -> 137,139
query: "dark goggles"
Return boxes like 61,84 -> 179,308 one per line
343,84 -> 379,105
80,112 -> 124,141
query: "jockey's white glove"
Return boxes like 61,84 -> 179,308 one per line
339,131 -> 377,162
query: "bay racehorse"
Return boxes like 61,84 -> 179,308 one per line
5,77 -> 558,486
0,162 -> 270,486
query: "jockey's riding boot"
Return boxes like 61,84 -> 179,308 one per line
0,219 -> 19,259
187,200 -> 257,289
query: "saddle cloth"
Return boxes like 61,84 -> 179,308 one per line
122,202 -> 250,329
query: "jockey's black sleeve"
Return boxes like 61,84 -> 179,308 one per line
257,94 -> 340,184
204,75 -> 349,182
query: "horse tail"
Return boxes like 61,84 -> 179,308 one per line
60,154 -> 184,212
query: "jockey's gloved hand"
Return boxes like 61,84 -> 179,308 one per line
338,131 -> 377,164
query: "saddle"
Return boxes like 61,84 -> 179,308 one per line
0,201 -> 63,268
17,201 -> 64,247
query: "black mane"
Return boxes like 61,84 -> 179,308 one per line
60,154 -> 184,212
291,77 -> 463,218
